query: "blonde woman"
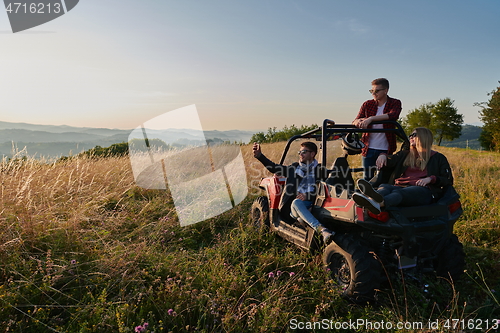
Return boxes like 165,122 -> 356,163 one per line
352,127 -> 453,214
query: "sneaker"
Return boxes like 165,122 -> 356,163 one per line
357,179 -> 383,203
316,225 -> 334,244
352,192 -> 381,214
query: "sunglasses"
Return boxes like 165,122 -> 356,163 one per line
369,88 -> 386,94
409,133 -> 417,139
298,150 -> 312,155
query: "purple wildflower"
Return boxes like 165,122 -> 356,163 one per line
289,272 -> 295,277
134,322 -> 149,332
70,259 -> 77,265
167,308 -> 177,316
268,272 -> 275,278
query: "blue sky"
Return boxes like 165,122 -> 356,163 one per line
1,0 -> 499,130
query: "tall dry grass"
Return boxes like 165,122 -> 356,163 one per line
0,142 -> 498,332
1,155 -> 135,245
433,147 -> 500,248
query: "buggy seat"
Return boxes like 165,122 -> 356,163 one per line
325,157 -> 355,196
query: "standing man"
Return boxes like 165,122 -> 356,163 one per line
252,141 -> 334,243
353,78 -> 402,180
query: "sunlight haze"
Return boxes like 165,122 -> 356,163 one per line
1,0 -> 498,130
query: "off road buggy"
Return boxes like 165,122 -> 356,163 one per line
251,119 -> 465,302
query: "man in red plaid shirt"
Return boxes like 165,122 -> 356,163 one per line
353,78 -> 402,180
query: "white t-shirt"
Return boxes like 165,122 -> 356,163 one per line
369,103 -> 389,150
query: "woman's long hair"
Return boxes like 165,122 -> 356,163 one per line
403,127 -> 433,170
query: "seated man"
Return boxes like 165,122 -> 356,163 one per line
252,141 -> 334,243
353,127 -> 453,214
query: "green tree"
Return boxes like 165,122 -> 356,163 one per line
430,98 -> 463,146
475,82 -> 500,151
249,132 -> 266,143
401,103 -> 433,133
401,98 -> 463,146
83,142 -> 130,157
249,124 -> 319,143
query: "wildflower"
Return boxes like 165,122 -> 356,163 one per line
167,308 -> 177,316
134,326 -> 143,332
289,272 -> 295,277
268,272 -> 275,278
276,270 -> 282,277
70,259 -> 77,265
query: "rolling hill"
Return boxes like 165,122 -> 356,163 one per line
0,121 -> 256,159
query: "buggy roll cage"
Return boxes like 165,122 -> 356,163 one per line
278,119 -> 409,165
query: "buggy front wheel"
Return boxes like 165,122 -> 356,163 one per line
251,196 -> 269,229
323,233 -> 381,303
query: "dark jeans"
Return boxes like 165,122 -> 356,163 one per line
362,148 -> 388,181
290,199 -> 321,229
378,184 -> 433,207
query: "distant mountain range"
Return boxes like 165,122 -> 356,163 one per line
0,121 -> 484,159
0,121 -> 256,159
440,124 -> 483,150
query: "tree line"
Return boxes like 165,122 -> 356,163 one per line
402,81 -> 500,151
249,124 -> 318,143
249,81 -> 500,152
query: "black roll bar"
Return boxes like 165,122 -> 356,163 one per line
279,120 -> 409,166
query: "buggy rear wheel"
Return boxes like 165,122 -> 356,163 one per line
251,196 -> 269,229
435,234 -> 465,282
323,233 -> 381,303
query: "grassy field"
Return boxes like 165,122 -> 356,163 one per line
0,142 -> 499,332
